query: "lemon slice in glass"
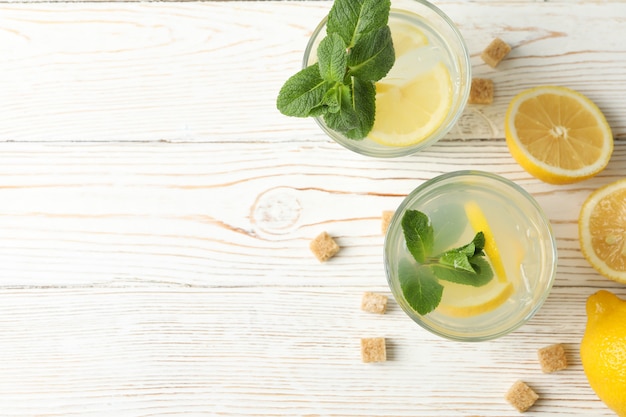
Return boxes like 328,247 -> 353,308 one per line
438,279 -> 514,318
370,62 -> 452,147
436,201 -> 517,318
389,21 -> 428,57
464,200 -> 508,283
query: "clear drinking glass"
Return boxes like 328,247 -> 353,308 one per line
384,171 -> 558,341
303,0 -> 471,158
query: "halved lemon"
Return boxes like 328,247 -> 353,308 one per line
370,61 -> 452,147
438,279 -> 514,318
504,86 -> 613,184
579,179 -> 626,283
505,86 -> 613,184
464,200 -> 508,283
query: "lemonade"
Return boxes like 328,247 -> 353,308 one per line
302,2 -> 471,157
368,15 -> 454,147
384,171 -> 557,341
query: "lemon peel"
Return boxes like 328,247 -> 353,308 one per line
581,290 -> 626,416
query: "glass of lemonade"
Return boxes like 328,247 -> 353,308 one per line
303,0 -> 471,158
384,171 -> 558,341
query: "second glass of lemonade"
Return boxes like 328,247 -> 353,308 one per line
384,171 -> 558,341
304,0 -> 471,157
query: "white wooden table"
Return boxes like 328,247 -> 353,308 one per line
1,1 -> 625,415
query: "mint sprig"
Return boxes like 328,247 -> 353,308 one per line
399,210 -> 494,315
276,0 -> 395,140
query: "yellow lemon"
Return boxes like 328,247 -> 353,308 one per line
435,201 -> 520,317
579,178 -> 626,284
369,22 -> 452,147
464,200 -> 508,284
438,279 -> 513,318
370,62 -> 452,147
505,86 -> 613,184
389,21 -> 428,57
581,290 -> 626,416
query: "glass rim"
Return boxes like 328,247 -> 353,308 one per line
384,170 -> 558,342
302,1 -> 472,158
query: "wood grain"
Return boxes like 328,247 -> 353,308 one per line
0,141 -> 623,289
1,2 -> 626,142
0,1 -> 625,416
0,285 -> 622,416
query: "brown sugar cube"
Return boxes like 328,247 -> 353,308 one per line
468,78 -> 494,104
537,343 -> 568,373
505,380 -> 539,413
360,337 -> 386,363
381,210 -> 394,234
481,37 -> 511,68
309,231 -> 340,262
361,292 -> 388,314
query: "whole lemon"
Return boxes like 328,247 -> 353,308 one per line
581,290 -> 626,416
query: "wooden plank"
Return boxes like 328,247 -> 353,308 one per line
0,2 -> 624,416
0,141 -> 623,288
0,2 -> 625,141
0,285 -> 618,416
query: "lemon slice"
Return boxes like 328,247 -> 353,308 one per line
505,86 -> 613,184
579,178 -> 626,283
370,62 -> 452,147
438,279 -> 514,318
464,200 -> 508,283
389,21 -> 428,57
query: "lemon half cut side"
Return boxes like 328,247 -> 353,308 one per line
505,86 -> 613,184
579,178 -> 626,283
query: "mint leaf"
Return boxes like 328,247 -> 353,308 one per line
469,256 -> 493,282
430,255 -> 493,287
439,245 -> 475,273
471,232 -> 486,253
433,233 -> 492,285
327,0 -> 391,48
322,77 -> 375,139
438,232 -> 486,269
398,259 -> 443,316
321,84 -> 342,114
398,213 -> 495,316
318,33 -> 348,83
345,77 -> 375,139
323,82 -> 359,133
348,25 -> 395,81
277,64 -> 329,117
402,210 -> 434,264
277,0 -> 393,140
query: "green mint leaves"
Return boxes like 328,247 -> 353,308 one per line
402,210 -> 433,264
276,0 -> 395,140
399,210 -> 494,316
399,259 -> 443,316
276,65 -> 328,118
